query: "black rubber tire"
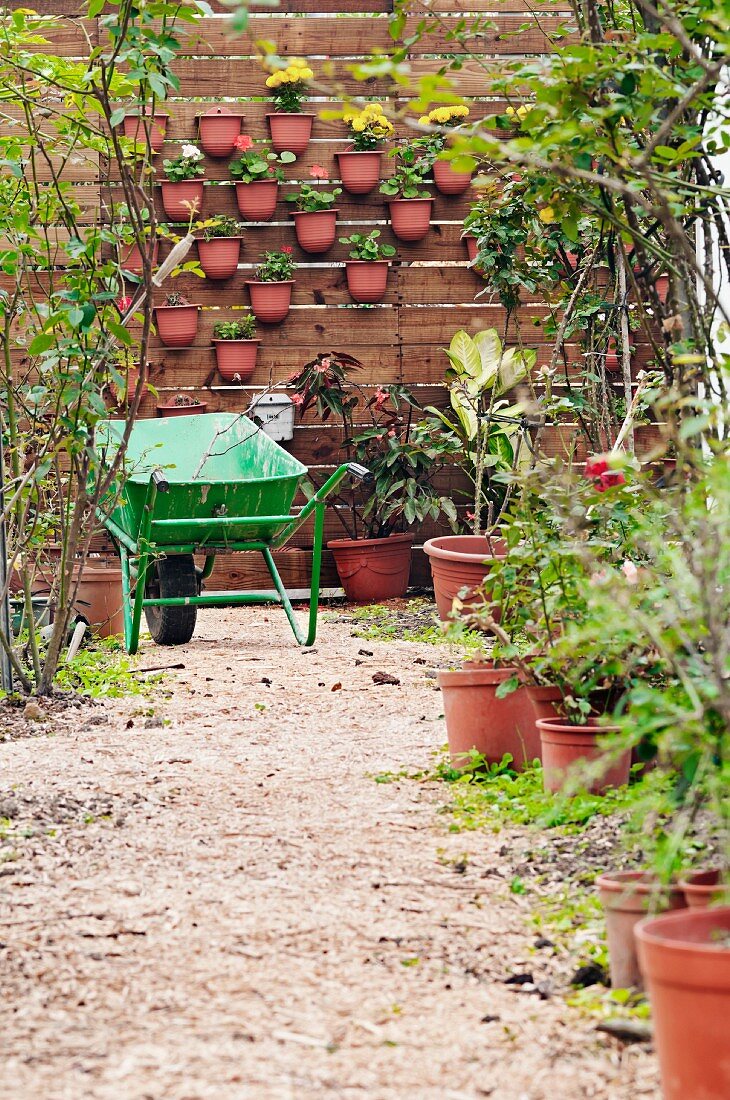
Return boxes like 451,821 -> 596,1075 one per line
144,554 -> 197,646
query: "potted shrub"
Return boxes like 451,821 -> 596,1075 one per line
211,314 -> 259,382
417,104 -> 474,194
157,392 -> 208,417
286,167 -> 341,253
160,143 -> 205,221
197,215 -> 245,279
288,353 -> 459,601
246,248 -> 296,323
379,143 -> 433,241
197,105 -> 245,158
263,54 -> 315,156
229,135 -> 295,220
337,103 -> 394,193
153,292 -> 201,348
121,107 -> 168,153
422,327 -> 535,620
339,230 -> 396,303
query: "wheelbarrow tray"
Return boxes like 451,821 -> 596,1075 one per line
97,413 -> 308,548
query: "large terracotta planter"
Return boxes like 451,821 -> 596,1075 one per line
197,237 -> 243,280
267,112 -> 314,156
157,400 -> 208,418
423,534 -> 507,623
292,209 -> 338,254
636,906 -> 730,1100
536,716 -> 631,794
344,261 -> 390,304
235,180 -> 279,220
336,148 -> 382,194
596,871 -> 686,989
122,111 -> 168,153
327,533 -> 412,602
433,159 -> 472,195
438,664 -> 541,770
197,106 -> 244,157
679,869 -> 728,909
525,684 -> 564,721
153,303 -> 200,348
71,560 -> 124,638
160,180 -> 204,221
212,339 -> 259,382
388,198 -> 433,242
246,280 -> 294,323
121,238 -> 159,276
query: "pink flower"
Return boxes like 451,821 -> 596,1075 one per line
281,245 -> 293,254
320,357 -> 331,369
234,134 -> 254,151
387,429 -> 396,438
290,393 -> 305,407
309,164 -> 328,179
373,386 -> 388,409
116,295 -> 133,312
621,559 -> 639,584
314,363 -> 329,374
466,511 -> 475,522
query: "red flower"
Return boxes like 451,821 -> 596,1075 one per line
585,456 -> 609,477
309,164 -> 328,179
234,134 -> 254,151
585,453 -> 626,492
281,245 -> 293,254
594,471 -> 626,492
116,295 -> 133,312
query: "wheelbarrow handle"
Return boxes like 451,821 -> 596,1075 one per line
347,462 -> 373,484
152,468 -> 170,493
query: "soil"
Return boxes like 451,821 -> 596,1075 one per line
0,605 -> 659,1099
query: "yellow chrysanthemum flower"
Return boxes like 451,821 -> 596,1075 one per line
539,206 -> 556,223
301,67 -> 314,80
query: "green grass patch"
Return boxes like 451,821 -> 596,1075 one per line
343,599 -> 485,649
54,636 -> 161,698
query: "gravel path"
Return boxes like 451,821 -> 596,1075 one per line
0,607 -> 659,1099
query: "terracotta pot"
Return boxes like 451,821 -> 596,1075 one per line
267,112 -> 314,156
344,261 -> 390,304
438,665 -> 541,770
388,198 -> 433,242
292,209 -> 338,254
246,280 -> 294,323
605,338 -> 633,374
596,871 -> 686,989
536,716 -> 631,794
655,273 -> 670,304
327,533 -> 412,602
235,180 -> 279,220
212,339 -> 259,382
157,400 -> 208,418
121,238 -> 159,276
423,534 -> 507,623
122,111 -> 168,153
153,304 -> 200,348
336,148 -> 382,194
71,560 -> 124,638
160,180 -> 204,221
464,233 -> 478,261
197,237 -> 243,280
636,906 -> 730,1100
197,106 -> 244,157
679,869 -> 728,910
525,684 -> 563,721
433,159 -> 472,195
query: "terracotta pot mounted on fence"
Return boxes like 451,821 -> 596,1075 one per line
596,870 -> 686,990
336,149 -> 382,194
388,198 -> 433,242
536,716 -> 631,794
292,209 -> 338,254
122,110 -> 168,153
433,159 -> 472,195
121,239 -> 159,277
438,664 -> 541,771
235,179 -> 279,220
160,180 -> 204,221
157,395 -> 208,417
327,533 -> 413,603
246,280 -> 294,323
197,237 -> 244,280
344,261 -> 390,304
197,105 -> 245,157
212,339 -> 260,382
153,303 -> 201,348
423,534 -> 507,622
267,112 -> 314,156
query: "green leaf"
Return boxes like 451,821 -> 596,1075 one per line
29,332 -> 54,355
109,107 -> 126,128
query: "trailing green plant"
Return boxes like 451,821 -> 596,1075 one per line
212,315 -> 256,340
229,136 -> 295,182
202,216 -> 244,240
254,248 -> 296,282
286,167 -> 342,211
339,229 -> 396,262
162,143 -> 204,182
379,143 -> 431,199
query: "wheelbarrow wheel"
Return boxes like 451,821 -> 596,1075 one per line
144,555 -> 197,646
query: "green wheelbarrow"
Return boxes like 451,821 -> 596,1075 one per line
95,412 -> 367,654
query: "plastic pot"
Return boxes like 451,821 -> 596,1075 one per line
197,106 -> 244,157
344,260 -> 390,304
160,180 -> 204,221
197,237 -> 243,280
157,400 -> 208,418
524,684 -> 564,722
212,339 -> 259,382
636,906 -> 730,1100
464,233 -> 478,261
438,665 -> 541,770
71,560 -> 124,637
121,238 -> 159,277
423,534 -> 507,622
122,111 -> 168,153
536,716 -> 631,794
336,148 -> 382,194
246,280 -> 294,323
292,209 -> 338,254
327,533 -> 413,602
153,304 -> 200,348
388,198 -> 433,242
433,159 -> 472,195
267,112 -> 314,156
596,871 -> 686,989
235,180 -> 279,221
679,869 -> 728,910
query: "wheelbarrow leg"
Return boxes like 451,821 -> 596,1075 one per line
119,545 -> 135,654
262,499 -> 325,647
127,471 -> 165,655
